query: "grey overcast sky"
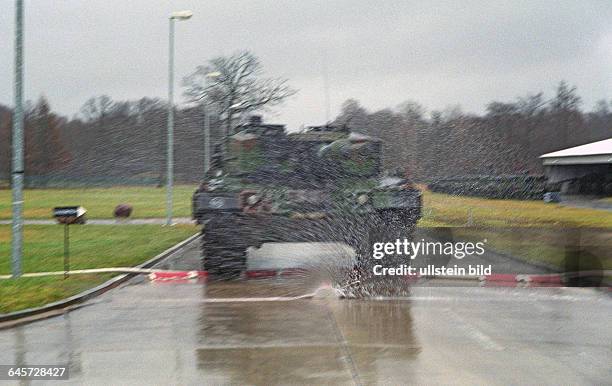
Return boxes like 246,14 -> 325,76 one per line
1,0 -> 611,128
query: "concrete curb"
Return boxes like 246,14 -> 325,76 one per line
0,232 -> 201,329
486,247 -> 560,273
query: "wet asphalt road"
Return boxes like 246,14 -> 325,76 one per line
1,239 -> 610,385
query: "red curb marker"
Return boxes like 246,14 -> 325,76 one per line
148,271 -> 208,281
482,280 -> 521,288
245,270 -> 278,279
279,268 -> 309,276
151,278 -> 208,284
525,274 -> 563,285
482,273 -> 518,282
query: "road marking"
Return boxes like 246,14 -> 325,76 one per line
191,342 -> 419,350
123,291 -> 602,305
0,268 -> 206,280
444,308 -> 505,351
324,300 -> 363,386
199,294 -> 316,302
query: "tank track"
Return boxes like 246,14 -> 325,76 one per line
340,208 -> 419,297
201,213 -> 248,279
349,209 -> 418,265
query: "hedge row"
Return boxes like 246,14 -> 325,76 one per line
428,175 -> 547,200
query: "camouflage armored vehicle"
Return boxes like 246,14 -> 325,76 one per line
192,116 -> 421,278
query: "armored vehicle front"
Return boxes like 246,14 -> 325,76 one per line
193,116 -> 422,278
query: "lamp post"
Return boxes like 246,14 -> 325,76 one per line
228,102 -> 243,135
222,101 -> 244,153
203,103 -> 210,174
203,72 -> 221,174
166,10 -> 192,226
11,0 -> 24,278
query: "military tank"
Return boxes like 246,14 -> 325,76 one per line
192,116 -> 421,279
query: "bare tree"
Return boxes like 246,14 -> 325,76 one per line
551,81 -> 581,113
334,99 -> 369,131
516,92 -> 546,117
550,81 -> 583,147
183,51 -> 296,139
398,101 -> 426,179
80,95 -> 114,123
25,97 -> 71,184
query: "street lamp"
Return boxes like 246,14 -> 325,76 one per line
203,72 -> 221,174
11,0 -> 24,278
166,10 -> 192,226
220,101 -> 244,155
228,101 -> 244,133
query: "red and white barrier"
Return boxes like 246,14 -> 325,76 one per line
144,268 -> 609,289
148,270 -> 208,281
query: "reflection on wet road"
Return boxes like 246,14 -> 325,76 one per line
0,240 -> 610,385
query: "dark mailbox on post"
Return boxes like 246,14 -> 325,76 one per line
53,206 -> 87,278
53,206 -> 87,224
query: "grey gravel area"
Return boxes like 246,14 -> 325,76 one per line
558,195 -> 612,211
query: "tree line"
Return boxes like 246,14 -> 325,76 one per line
0,95 -> 222,186
334,81 -> 611,181
0,56 -> 610,187
0,51 -> 294,187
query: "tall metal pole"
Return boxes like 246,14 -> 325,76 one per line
11,0 -> 24,278
204,103 -> 210,174
224,106 -> 231,155
166,18 -> 175,226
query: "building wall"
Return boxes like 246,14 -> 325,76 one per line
544,164 -> 612,194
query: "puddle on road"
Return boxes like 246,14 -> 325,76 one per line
157,240 -> 418,301
153,241 -> 357,299
193,294 -> 420,385
203,277 -> 327,299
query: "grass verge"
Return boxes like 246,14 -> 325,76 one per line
419,189 -> 612,228
0,224 -> 197,313
2,185 -> 610,227
417,189 -> 611,273
453,227 -> 611,271
0,185 -> 197,219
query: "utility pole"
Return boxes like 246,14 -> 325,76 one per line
165,10 -> 192,226
166,16 -> 175,226
11,0 -> 24,278
204,104 -> 210,174
202,72 -> 221,175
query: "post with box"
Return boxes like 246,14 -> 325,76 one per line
53,206 -> 87,278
